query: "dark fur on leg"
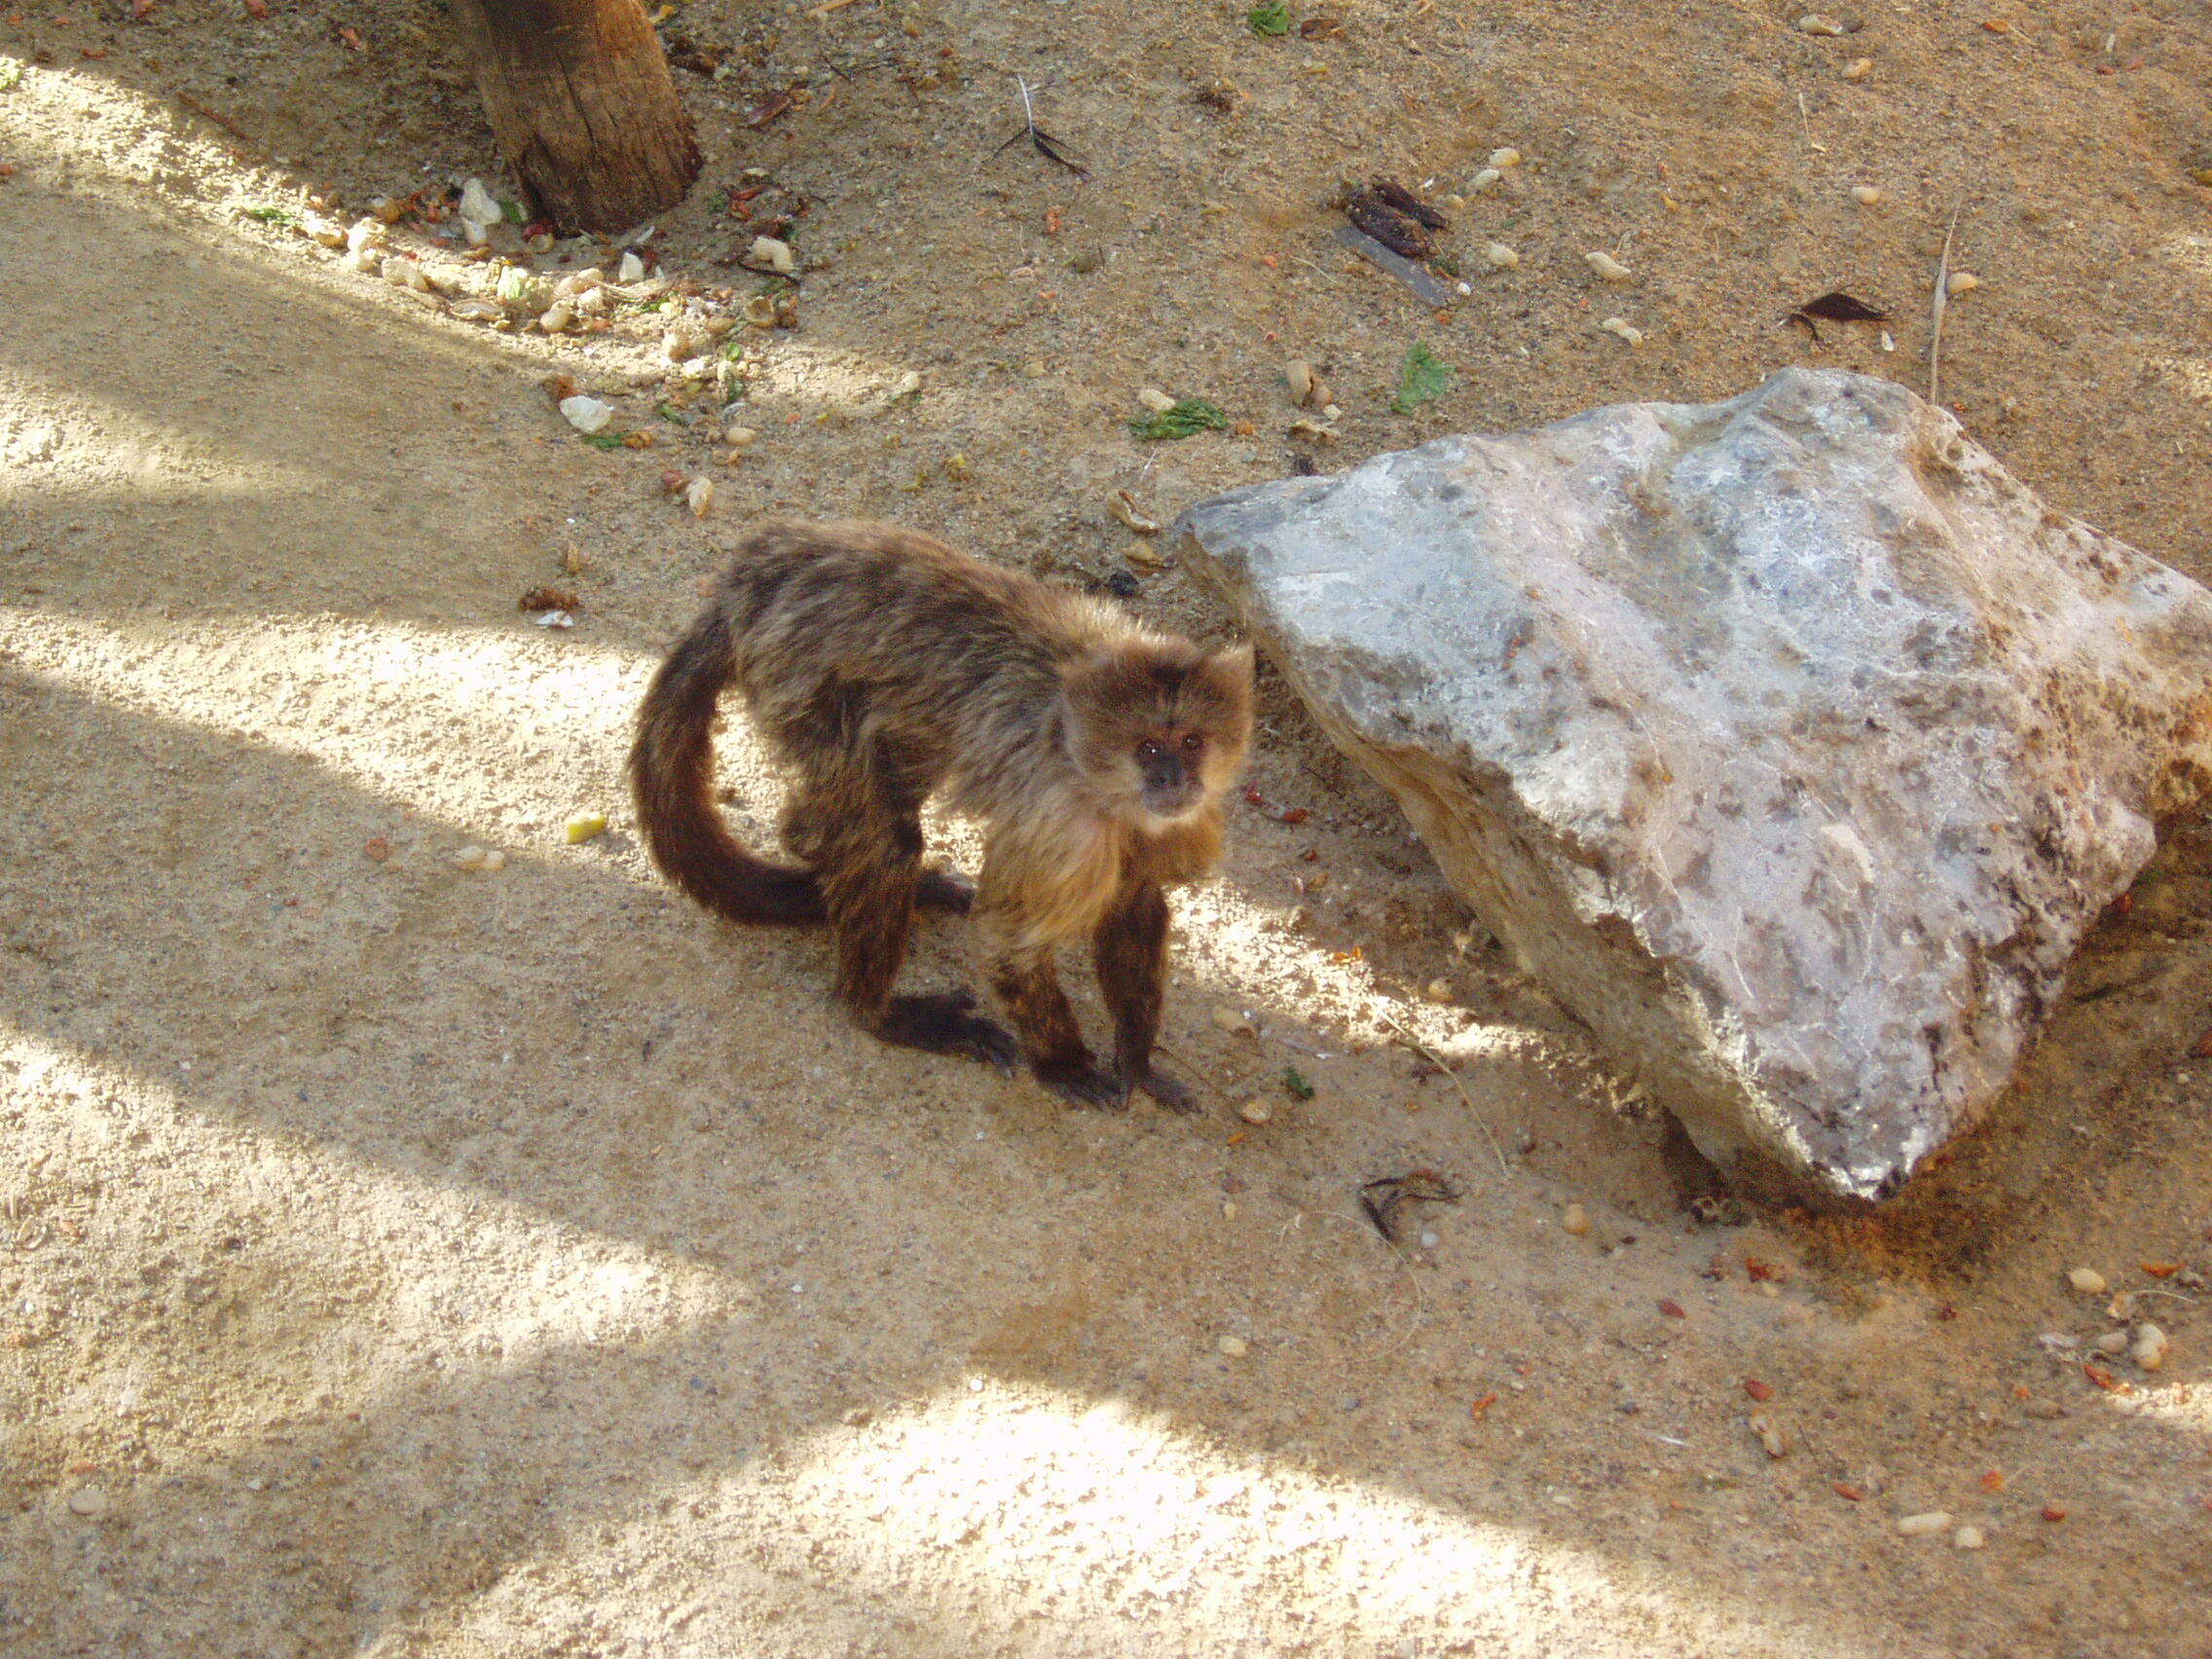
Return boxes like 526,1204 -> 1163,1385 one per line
992,947 -> 1124,1108
811,734 -> 1014,1069
1094,879 -> 1195,1112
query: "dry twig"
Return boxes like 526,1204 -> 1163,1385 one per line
1929,199 -> 1962,406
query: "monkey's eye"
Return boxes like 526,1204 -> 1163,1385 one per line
1180,733 -> 1204,755
1137,740 -> 1165,764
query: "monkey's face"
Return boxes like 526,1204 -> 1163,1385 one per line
1063,640 -> 1256,824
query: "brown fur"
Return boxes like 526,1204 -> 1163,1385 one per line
628,519 -> 1254,1107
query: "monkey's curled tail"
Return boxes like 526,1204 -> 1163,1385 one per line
629,606 -> 826,924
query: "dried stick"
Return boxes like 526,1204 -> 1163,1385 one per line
1379,1011 -> 1510,1177
1929,200 -> 1962,406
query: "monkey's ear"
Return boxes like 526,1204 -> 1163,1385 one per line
1204,642 -> 1256,692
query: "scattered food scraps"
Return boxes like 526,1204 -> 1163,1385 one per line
518,585 -> 579,613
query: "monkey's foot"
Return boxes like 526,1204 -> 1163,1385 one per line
876,992 -> 1018,1070
1033,1058 -> 1129,1111
1124,1068 -> 1198,1114
916,867 -> 976,914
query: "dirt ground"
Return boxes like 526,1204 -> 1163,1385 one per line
3,1 -> 2211,1654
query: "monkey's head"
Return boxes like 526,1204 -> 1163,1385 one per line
1061,639 -> 1256,824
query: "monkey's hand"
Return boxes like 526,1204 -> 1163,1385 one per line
877,992 -> 1018,1070
1124,1068 -> 1198,1114
1032,1058 -> 1130,1111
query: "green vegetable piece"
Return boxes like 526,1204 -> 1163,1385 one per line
1392,342 -> 1453,415
1247,0 -> 1292,36
1128,399 -> 1230,441
1284,1065 -> 1315,1102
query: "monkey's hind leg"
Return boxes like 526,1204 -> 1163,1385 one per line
1093,879 -> 1196,1112
987,938 -> 1126,1110
807,753 -> 1015,1070
783,783 -> 974,915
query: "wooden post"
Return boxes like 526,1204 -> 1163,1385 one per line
446,0 -> 703,236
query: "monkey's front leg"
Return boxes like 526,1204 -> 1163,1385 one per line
988,940 -> 1125,1109
1092,879 -> 1196,1113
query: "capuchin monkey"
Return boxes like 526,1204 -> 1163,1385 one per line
629,520 -> 1254,1110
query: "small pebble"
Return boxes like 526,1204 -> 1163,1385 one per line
1488,147 -> 1523,168
723,424 -> 758,450
1217,1335 -> 1249,1358
67,1487 -> 107,1518
686,476 -> 716,518
559,395 -> 614,434
2094,1329 -> 2129,1355
1599,317 -> 1644,347
1418,1229 -> 1440,1249
458,177 -> 501,227
455,844 -> 490,870
1797,14 -> 1846,34
1238,1098 -> 1273,1125
1851,185 -> 1884,206
1425,978 -> 1456,1003
1562,1203 -> 1592,1236
2068,1268 -> 2108,1295
2131,1322 -> 2168,1371
1584,250 -> 1633,282
1953,1525 -> 1985,1550
1843,56 -> 1873,79
1945,272 -> 1981,296
1482,241 -> 1520,269
1896,1511 -> 1952,1537
1137,387 -> 1177,415
381,255 -> 431,294
1469,167 -> 1503,195
565,813 -> 609,845
618,250 -> 647,283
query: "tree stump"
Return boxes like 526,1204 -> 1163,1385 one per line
446,0 -> 703,236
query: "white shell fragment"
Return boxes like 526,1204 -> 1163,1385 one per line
1896,1512 -> 1952,1537
618,250 -> 647,283
2068,1268 -> 2108,1295
1109,490 -> 1162,535
1946,272 -> 1981,296
1483,241 -> 1521,270
1798,15 -> 1847,34
1469,167 -> 1503,194
1488,147 -> 1523,168
1599,316 -> 1644,346
1585,251 -> 1634,283
1138,387 -> 1178,415
1851,185 -> 1884,206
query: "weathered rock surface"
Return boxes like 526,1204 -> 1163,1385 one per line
1177,369 -> 2212,1204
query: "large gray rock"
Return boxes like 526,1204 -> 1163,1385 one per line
1177,369 -> 2212,1205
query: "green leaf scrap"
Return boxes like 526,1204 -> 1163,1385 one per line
1128,399 -> 1230,441
1283,1065 -> 1315,1102
1247,0 -> 1292,36
0,58 -> 24,93
240,205 -> 296,225
1392,342 -> 1453,415
581,431 -> 627,451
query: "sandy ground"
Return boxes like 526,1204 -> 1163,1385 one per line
2,2 -> 2210,1654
